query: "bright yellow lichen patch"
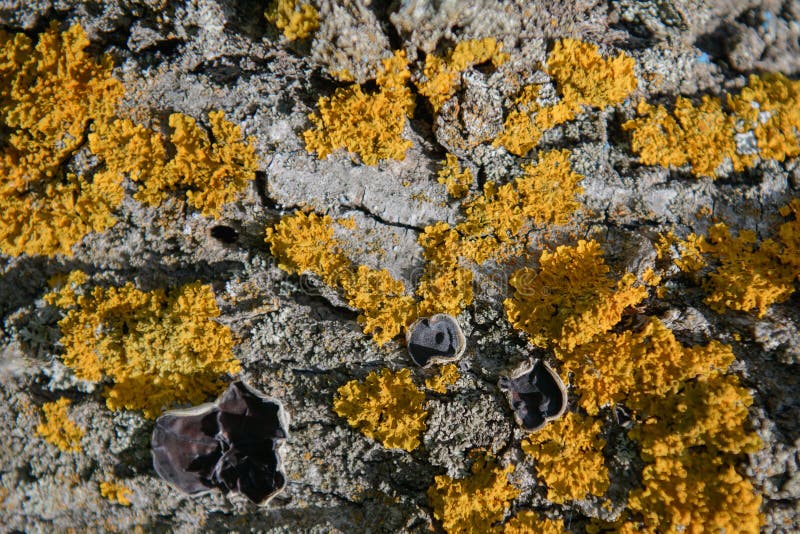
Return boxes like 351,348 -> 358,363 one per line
333,368 -> 427,451
627,375 -> 763,532
625,73 -> 800,177
548,38 -> 638,111
46,275 -> 240,418
728,73 -> 800,162
522,412 -> 609,503
89,111 -> 258,218
425,363 -> 460,393
666,202 -> 800,317
0,23 -> 125,257
504,240 -> 647,351
265,0 -> 319,41
417,38 -> 508,112
265,211 -> 416,345
495,39 -> 637,156
503,511 -> 564,534
557,317 -> 734,415
438,154 -> 473,198
99,480 -> 133,506
623,97 -> 750,177
427,454 -> 519,534
37,398 -> 84,453
304,50 -> 415,165
420,149 -> 584,267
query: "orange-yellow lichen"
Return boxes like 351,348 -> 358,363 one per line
265,0 -> 319,41
438,154 -> 473,198
700,224 -> 795,317
547,38 -> 638,111
728,73 -> 800,162
670,203 -> 800,317
626,374 -> 763,532
46,275 -> 240,418
522,412 -> 609,503
628,453 -> 763,533
420,149 -> 584,267
333,368 -> 427,451
343,265 -> 418,345
427,454 -> 519,534
0,23 -> 125,257
265,211 -> 417,345
417,38 -> 508,112
557,317 -> 734,415
36,398 -> 84,453
89,111 -> 258,218
625,74 -> 800,177
304,50 -> 415,165
503,511 -> 564,534
778,199 -> 800,274
495,39 -> 637,156
425,363 -> 460,393
623,97 -> 750,177
99,480 -> 133,506
504,240 -> 647,351
415,264 -> 474,318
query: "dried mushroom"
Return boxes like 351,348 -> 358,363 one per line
151,381 -> 289,505
406,314 -> 466,367
499,359 -> 567,431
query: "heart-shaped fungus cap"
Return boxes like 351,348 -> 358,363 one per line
406,313 -> 466,367
151,381 -> 289,505
498,359 -> 567,432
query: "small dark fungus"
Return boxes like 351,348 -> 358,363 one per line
498,359 -> 567,432
406,313 -> 466,367
151,381 -> 289,505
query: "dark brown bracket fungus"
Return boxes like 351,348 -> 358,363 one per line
498,359 -> 567,432
151,381 -> 289,506
406,313 -> 466,367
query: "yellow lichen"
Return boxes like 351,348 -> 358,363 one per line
99,480 -> 133,506
427,454 -> 519,534
89,110 -> 258,218
728,73 -> 800,162
547,38 -> 638,111
333,368 -> 427,451
438,154 -> 473,198
504,240 -> 647,351
625,73 -> 800,177
641,267 -> 661,286
521,412 -> 609,503
417,38 -> 508,112
420,149 -> 584,267
304,50 -> 415,165
46,275 -> 240,418
342,265 -> 418,345
495,39 -> 637,156
0,23 -> 125,257
670,204 -> 800,317
626,375 -> 763,532
265,0 -> 319,41
37,398 -> 84,453
415,264 -> 474,318
556,317 -> 734,415
265,211 -> 417,345
425,363 -> 460,393
628,453 -> 763,534
700,224 -> 795,317
503,511 -> 564,534
623,97 -> 750,177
